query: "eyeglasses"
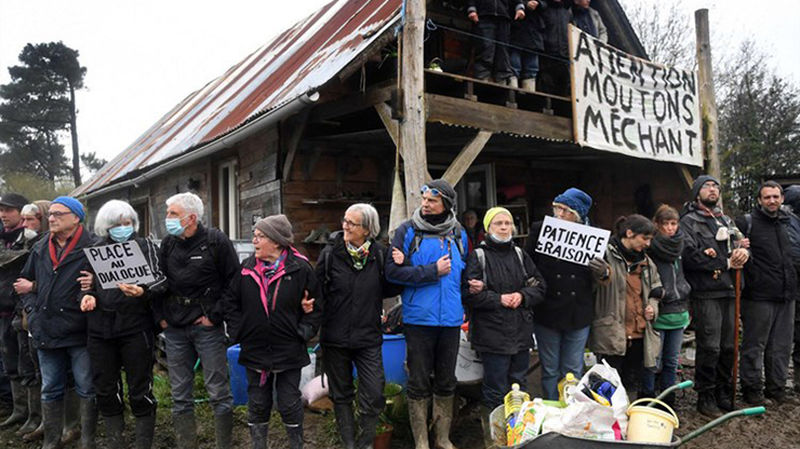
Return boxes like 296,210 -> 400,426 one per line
421,185 -> 442,197
49,211 -> 74,218
342,218 -> 363,228
700,183 -> 719,191
252,232 -> 267,241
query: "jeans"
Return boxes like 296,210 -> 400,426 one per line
692,298 -> 735,394
534,323 -> 590,400
245,368 -> 302,425
642,327 -> 685,394
740,299 -> 795,397
324,344 -> 385,417
38,345 -> 94,402
509,49 -> 539,80
404,325 -> 460,400
479,350 -> 529,409
163,324 -> 233,416
598,338 -> 644,395
472,17 -> 512,81
87,331 -> 157,417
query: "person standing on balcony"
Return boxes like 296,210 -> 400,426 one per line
571,0 -> 607,42
510,0 -> 546,92
467,0 -> 526,86
539,0 -> 571,96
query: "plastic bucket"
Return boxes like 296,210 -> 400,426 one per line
455,330 -> 483,384
626,398 -> 679,443
382,334 -> 408,386
226,344 -> 248,406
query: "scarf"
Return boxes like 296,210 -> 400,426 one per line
346,240 -> 371,270
1,224 -> 23,249
649,230 -> 685,262
410,207 -> 458,236
49,226 -> 84,270
695,201 -> 723,218
611,236 -> 646,270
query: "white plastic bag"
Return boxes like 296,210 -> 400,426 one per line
557,359 -> 628,440
300,373 -> 329,406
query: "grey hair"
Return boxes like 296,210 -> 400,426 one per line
94,200 -> 139,237
346,203 -> 380,239
166,192 -> 204,223
21,204 -> 40,216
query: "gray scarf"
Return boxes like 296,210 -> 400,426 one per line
410,207 -> 458,236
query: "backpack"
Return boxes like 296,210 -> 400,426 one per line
407,225 -> 467,260
474,244 -> 527,285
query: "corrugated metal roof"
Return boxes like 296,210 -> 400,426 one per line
74,0 -> 402,196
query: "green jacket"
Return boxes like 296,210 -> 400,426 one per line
589,243 -> 663,368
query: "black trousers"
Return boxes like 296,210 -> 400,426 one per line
404,324 -> 460,400
740,299 -> 795,397
245,367 -> 302,425
692,297 -> 735,394
598,338 -> 644,396
472,17 -> 512,81
0,315 -> 36,384
87,331 -> 157,417
323,344 -> 385,417
538,56 -> 570,97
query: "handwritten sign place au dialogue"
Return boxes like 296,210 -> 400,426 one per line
83,242 -> 155,290
535,216 -> 611,266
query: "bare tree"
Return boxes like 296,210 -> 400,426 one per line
619,0 -> 694,69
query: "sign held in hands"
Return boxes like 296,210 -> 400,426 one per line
535,216 -> 611,266
83,241 -> 155,290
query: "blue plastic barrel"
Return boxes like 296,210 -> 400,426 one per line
382,334 -> 407,386
227,344 -> 248,406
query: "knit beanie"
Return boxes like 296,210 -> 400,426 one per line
51,196 -> 86,222
783,185 -> 800,212
691,175 -> 720,201
553,188 -> 592,222
254,214 -> 294,247
424,179 -> 457,211
483,207 -> 513,232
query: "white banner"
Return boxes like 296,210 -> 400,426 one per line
535,216 -> 611,266
569,25 -> 703,167
83,242 -> 155,290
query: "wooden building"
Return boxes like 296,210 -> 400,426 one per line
73,0 -> 702,259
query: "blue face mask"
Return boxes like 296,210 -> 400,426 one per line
109,225 -> 134,243
165,217 -> 185,236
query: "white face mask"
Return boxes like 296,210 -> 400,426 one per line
490,233 -> 513,243
23,228 -> 38,240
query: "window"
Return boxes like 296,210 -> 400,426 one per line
218,160 -> 239,239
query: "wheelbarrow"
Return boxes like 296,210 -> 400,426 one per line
495,380 -> 766,448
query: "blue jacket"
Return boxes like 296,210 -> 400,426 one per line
385,221 -> 468,327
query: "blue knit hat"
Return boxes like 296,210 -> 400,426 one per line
51,196 -> 86,222
553,188 -> 592,222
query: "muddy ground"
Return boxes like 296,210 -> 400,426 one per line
0,364 -> 797,449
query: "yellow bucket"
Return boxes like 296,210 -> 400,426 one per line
626,398 -> 679,443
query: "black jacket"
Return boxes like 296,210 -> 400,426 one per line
154,224 -> 239,328
19,226 -> 96,349
541,0 -> 571,57
84,236 -> 167,339
511,0 -> 546,52
316,234 -> 402,349
525,220 -> 595,331
735,207 -> 798,302
647,232 -> 691,315
0,227 -> 35,313
463,237 -> 546,354
467,0 -> 524,18
680,203 -> 745,299
224,249 -> 323,373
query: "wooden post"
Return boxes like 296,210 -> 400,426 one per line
695,9 -> 721,180
399,0 -> 429,216
442,130 -> 493,186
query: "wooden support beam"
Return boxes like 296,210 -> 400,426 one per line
442,130 -> 493,186
281,109 -> 310,182
375,102 -> 432,183
695,9 -> 721,180
676,164 -> 694,190
309,84 -> 395,123
426,93 -> 573,141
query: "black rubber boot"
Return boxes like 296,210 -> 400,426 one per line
17,384 -> 42,436
215,411 -> 233,449
173,412 -> 196,449
134,413 -> 156,449
696,392 -> 722,418
61,388 -> 80,445
334,403 -> 356,449
79,397 -> 97,449
41,399 -> 65,449
1,380 -> 28,428
104,413 -> 125,447
356,413 -> 379,449
248,422 -> 268,449
286,423 -> 304,449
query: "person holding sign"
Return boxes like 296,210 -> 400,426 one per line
524,187 -> 609,400
77,200 -> 166,449
463,207 -> 546,447
223,215 -> 322,449
680,175 -> 749,417
154,192 -> 239,449
590,215 -> 664,397
16,196 -> 98,449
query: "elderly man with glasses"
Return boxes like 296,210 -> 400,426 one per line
386,179 -> 469,449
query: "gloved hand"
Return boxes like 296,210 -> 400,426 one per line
588,257 -> 609,281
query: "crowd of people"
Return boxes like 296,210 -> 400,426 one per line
466,0 -> 607,94
0,173 -> 799,449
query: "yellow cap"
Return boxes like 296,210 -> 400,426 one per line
483,206 -> 513,233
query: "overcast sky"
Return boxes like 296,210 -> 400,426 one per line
1,0 -> 797,165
